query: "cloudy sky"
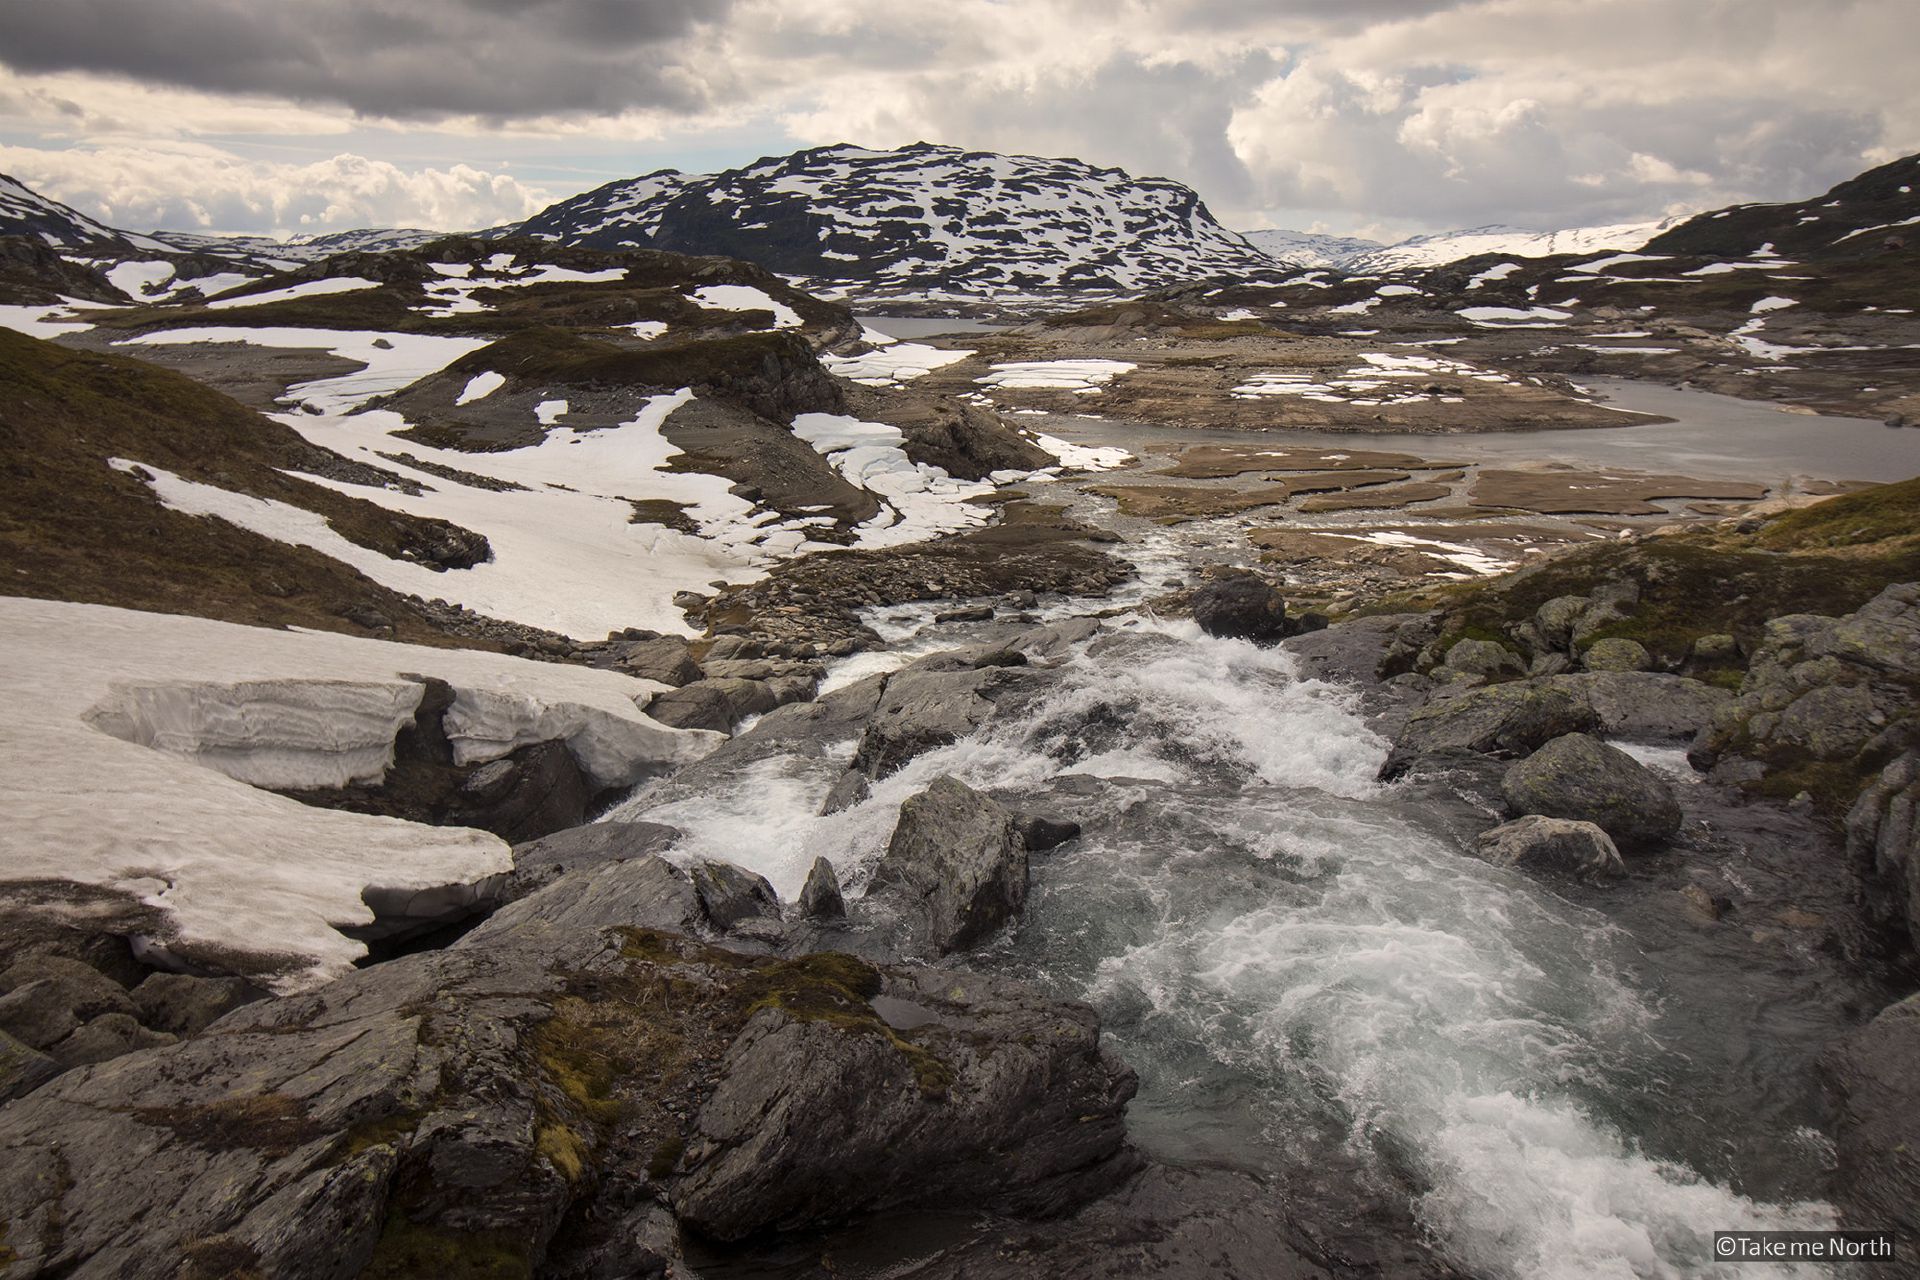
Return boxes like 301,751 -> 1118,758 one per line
0,0 -> 1912,243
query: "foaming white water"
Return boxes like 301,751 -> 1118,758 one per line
1082,776 -> 1833,1279
624,616 -> 1833,1274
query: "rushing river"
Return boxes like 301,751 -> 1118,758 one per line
619,604 -> 1882,1278
610,367 -> 1907,1276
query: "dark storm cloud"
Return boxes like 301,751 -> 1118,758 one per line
0,0 -> 737,119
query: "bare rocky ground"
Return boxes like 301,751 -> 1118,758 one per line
4,190 -> 1920,1275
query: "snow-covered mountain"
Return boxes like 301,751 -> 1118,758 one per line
0,172 -> 166,251
1237,217 -> 1693,274
1341,219 -> 1687,274
517,142 -> 1282,297
151,226 -> 448,268
1239,228 -> 1384,270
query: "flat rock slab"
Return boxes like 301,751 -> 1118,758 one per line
1160,444 -> 1457,479
1469,467 -> 1768,515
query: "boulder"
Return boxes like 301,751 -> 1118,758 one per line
1190,572 -> 1291,644
819,768 -> 871,815
1380,679 -> 1601,779
1443,639 -> 1525,681
0,955 -> 135,1022
1532,595 -> 1590,651
453,739 -> 595,843
871,777 -> 1029,954
671,963 -> 1137,1241
1019,814 -> 1083,852
459,855 -> 705,947
1582,637 -> 1651,672
1556,671 -> 1730,742
692,862 -> 782,930
0,923 -> 1136,1277
1832,992 -> 1920,1275
612,637 -> 704,687
130,973 -> 266,1036
854,667 -> 1010,777
0,981 -> 79,1051
1501,734 -> 1683,850
646,678 -> 780,733
503,820 -> 683,902
1475,815 -> 1624,880
799,857 -> 846,920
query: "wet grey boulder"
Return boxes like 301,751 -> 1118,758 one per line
1582,637 -> 1651,672
1019,813 -> 1083,851
0,923 -> 1137,1278
1501,733 -> 1683,850
1475,815 -> 1624,880
799,857 -> 846,920
871,776 -> 1029,954
853,666 -> 1009,777
646,677 -> 780,733
692,861 -> 781,930
819,767 -> 871,815
612,636 -> 705,686
1832,992 -> 1920,1275
1380,679 -> 1601,779
0,1027 -> 59,1101
1443,639 -> 1525,681
671,964 -> 1138,1241
1190,572 -> 1291,644
130,972 -> 265,1036
503,819 -> 683,901
1847,753 -> 1920,949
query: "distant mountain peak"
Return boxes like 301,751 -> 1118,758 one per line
517,142 -> 1284,298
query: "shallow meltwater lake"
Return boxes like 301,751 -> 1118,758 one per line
1038,376 -> 1920,486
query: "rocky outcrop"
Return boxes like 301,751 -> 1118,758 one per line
691,861 -> 781,930
871,776 -> 1030,954
502,819 -> 683,902
1847,753 -> 1920,949
1691,584 -> 1920,797
1475,815 -> 1625,880
1501,733 -> 1683,850
1832,992 -> 1920,1276
1380,679 -> 1601,779
0,915 -> 1135,1278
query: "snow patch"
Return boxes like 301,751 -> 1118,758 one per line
0,597 -> 718,991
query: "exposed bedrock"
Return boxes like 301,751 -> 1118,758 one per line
0,874 -> 1137,1278
1832,992 -> 1920,1278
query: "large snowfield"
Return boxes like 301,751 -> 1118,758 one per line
0,598 -> 719,991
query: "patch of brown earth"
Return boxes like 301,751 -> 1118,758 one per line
1469,467 -> 1770,515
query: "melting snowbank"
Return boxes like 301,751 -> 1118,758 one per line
0,598 -> 718,990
